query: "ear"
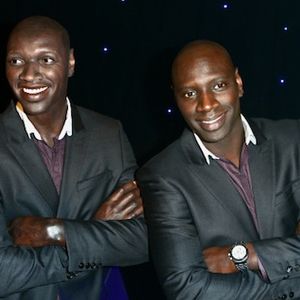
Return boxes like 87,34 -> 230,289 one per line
68,48 -> 75,77
235,68 -> 244,97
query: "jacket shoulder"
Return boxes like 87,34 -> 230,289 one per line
138,133 -> 189,179
251,117 -> 300,143
75,105 -> 122,132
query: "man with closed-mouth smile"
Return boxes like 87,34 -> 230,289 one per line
138,40 -> 300,299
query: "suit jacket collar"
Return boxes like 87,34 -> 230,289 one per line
0,102 -> 87,216
57,104 -> 88,217
179,128 -> 207,165
0,102 -> 85,142
0,103 -> 59,213
179,119 -> 275,239
247,120 -> 275,239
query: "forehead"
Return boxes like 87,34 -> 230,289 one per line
7,26 -> 66,54
172,45 -> 235,85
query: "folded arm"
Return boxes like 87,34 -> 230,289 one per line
9,180 -> 143,247
9,180 -> 148,270
203,221 -> 300,283
202,243 -> 258,274
0,200 -> 69,297
137,170 -> 300,299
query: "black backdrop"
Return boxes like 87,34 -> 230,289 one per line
1,1 -> 300,298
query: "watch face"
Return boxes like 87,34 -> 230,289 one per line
232,245 -> 247,260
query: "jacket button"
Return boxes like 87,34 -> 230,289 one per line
78,262 -> 84,269
66,272 -> 74,279
289,291 -> 294,298
91,262 -> 97,269
85,263 -> 91,269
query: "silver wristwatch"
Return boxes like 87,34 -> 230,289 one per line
228,242 -> 249,271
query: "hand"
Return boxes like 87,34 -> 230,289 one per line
93,181 -> 143,221
203,243 -> 258,274
203,246 -> 237,274
9,216 -> 65,247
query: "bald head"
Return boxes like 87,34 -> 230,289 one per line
6,15 -> 76,118
8,16 -> 70,53
172,40 -> 236,86
171,39 -> 244,147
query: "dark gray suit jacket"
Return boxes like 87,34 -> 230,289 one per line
0,102 -> 148,299
138,118 -> 300,299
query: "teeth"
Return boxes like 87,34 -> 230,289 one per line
23,87 -> 48,94
202,114 -> 223,124
202,119 -> 216,124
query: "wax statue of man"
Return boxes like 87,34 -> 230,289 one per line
0,15 -> 147,299
137,40 -> 300,299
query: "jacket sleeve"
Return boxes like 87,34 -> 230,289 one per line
62,122 -> 148,272
64,217 -> 148,271
0,201 -> 69,297
137,169 -> 300,300
254,236 -> 300,283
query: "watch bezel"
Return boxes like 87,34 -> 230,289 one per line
228,242 -> 249,266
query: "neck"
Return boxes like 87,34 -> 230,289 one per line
28,104 -> 67,147
205,120 -> 244,168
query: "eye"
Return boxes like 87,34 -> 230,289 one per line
40,56 -> 55,65
184,90 -> 197,98
8,57 -> 24,66
213,81 -> 227,91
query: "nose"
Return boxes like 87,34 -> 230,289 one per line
196,91 -> 219,112
19,62 -> 42,82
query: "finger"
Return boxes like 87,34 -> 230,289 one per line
119,180 -> 138,193
131,206 -> 144,217
124,202 -> 138,215
123,205 -> 144,220
105,181 -> 139,204
110,193 -> 137,214
118,196 -> 143,218
110,186 -> 141,207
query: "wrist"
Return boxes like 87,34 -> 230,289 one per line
228,242 -> 249,271
45,218 -> 65,245
245,242 -> 258,270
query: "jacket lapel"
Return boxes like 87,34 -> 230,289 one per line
1,103 -> 59,214
248,122 -> 275,239
57,106 -> 87,218
180,128 -> 259,239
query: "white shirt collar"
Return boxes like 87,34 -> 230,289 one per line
16,97 -> 73,140
194,114 -> 257,165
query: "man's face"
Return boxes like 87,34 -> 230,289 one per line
6,28 -> 74,117
172,46 -> 243,146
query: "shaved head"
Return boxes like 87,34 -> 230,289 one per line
8,16 -> 70,53
171,39 -> 244,151
6,15 -> 75,121
172,40 -> 236,86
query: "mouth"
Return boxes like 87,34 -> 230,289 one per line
197,112 -> 226,131
22,86 -> 48,95
200,113 -> 224,125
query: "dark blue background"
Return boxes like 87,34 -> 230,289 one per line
1,1 -> 300,298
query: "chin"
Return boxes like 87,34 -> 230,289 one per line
21,103 -> 48,116
197,130 -> 227,144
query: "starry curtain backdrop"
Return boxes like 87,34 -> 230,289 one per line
1,0 -> 300,299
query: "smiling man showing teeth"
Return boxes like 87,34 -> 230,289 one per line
0,16 -> 147,299
138,40 -> 300,299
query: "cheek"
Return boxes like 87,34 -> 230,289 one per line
6,69 -> 16,83
177,100 -> 195,116
218,91 -> 240,107
6,75 -> 19,91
